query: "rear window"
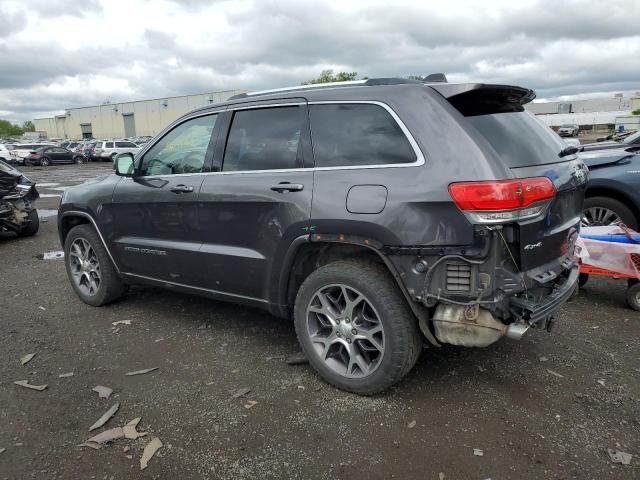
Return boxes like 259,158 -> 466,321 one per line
309,104 -> 416,167
466,111 -> 567,167
116,141 -> 136,148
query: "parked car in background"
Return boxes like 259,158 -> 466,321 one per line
9,143 -> 55,164
558,124 -> 580,137
58,78 -> 587,394
580,130 -> 640,153
563,138 -> 581,148
24,146 -> 85,166
93,140 -> 141,162
0,144 -> 13,163
580,146 -> 640,229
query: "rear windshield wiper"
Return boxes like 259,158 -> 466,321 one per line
558,146 -> 579,158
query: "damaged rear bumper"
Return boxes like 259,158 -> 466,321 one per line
509,262 -> 579,325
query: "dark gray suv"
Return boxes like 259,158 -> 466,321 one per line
58,78 -> 587,394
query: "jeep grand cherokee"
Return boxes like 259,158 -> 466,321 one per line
58,77 -> 587,394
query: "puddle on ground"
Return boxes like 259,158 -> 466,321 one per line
37,209 -> 58,218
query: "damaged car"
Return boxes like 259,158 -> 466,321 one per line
0,159 -> 39,237
58,77 -> 587,394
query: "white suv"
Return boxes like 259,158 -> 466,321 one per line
94,140 -> 141,161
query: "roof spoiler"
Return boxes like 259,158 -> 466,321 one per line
430,83 -> 536,116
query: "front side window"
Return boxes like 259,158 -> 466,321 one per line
222,106 -> 303,172
139,114 -> 218,176
309,104 -> 417,167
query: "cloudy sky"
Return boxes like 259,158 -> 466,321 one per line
1,0 -> 639,122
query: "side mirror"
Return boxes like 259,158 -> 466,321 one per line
115,153 -> 135,176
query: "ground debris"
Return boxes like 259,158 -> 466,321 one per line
125,368 -> 158,376
229,387 -> 252,400
89,403 -> 120,431
408,420 -> 416,429
140,437 -> 163,470
42,251 -> 64,260
286,353 -> 308,365
0,448 -> 5,454
244,400 -> 258,409
539,356 -> 549,362
20,353 -> 36,365
597,379 -> 606,387
473,448 -> 484,456
92,385 -> 113,399
439,473 -> 445,480
607,449 -> 633,465
546,369 -> 565,379
112,320 -> 132,326
14,380 -> 47,391
80,428 -> 124,449
123,417 -> 147,440
58,372 -> 74,378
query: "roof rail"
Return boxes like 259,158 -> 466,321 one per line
227,76 -> 432,100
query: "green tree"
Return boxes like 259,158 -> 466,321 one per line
302,69 -> 359,85
22,120 -> 35,132
0,120 -> 24,137
406,75 -> 424,81
632,108 -> 640,115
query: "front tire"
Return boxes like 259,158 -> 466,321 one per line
39,157 -> 51,166
64,224 -> 128,306
293,260 -> 421,395
19,209 -> 39,237
626,283 -> 640,311
74,156 -> 85,164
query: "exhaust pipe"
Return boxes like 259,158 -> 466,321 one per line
432,304 -> 530,347
505,322 -> 530,340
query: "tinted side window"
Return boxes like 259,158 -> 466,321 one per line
222,106 -> 303,172
117,141 -> 137,148
105,142 -> 114,148
139,114 -> 218,176
309,104 -> 416,167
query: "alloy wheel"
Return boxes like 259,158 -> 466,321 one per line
582,207 -> 621,226
306,284 -> 385,378
69,237 -> 101,296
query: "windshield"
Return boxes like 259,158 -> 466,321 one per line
466,111 -> 568,167
622,131 -> 640,144
561,124 -> 574,128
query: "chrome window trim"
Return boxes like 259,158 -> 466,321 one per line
134,100 -> 424,179
61,211 -> 121,274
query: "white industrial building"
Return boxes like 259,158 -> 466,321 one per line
33,89 -> 245,140
527,94 -> 640,132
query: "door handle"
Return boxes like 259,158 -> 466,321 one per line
270,182 -> 304,193
170,184 -> 194,194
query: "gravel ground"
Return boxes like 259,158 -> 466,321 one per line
0,164 -> 638,479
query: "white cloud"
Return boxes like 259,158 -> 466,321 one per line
0,0 -> 638,122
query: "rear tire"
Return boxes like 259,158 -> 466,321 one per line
578,273 -> 589,288
64,224 -> 128,306
293,260 -> 421,395
583,197 -> 637,230
74,156 -> 85,164
18,209 -> 39,237
626,283 -> 640,311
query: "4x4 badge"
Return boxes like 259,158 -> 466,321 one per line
302,225 -> 316,232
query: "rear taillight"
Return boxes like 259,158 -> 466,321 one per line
448,177 -> 555,223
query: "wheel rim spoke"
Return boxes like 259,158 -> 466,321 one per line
306,283 -> 385,379
69,237 -> 101,296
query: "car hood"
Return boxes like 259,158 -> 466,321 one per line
579,140 -> 622,152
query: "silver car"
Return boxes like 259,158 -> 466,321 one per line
94,140 -> 141,162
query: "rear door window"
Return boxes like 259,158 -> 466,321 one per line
222,106 -> 304,172
309,103 -> 416,167
465,111 -> 567,167
105,142 -> 114,148
117,141 -> 137,148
